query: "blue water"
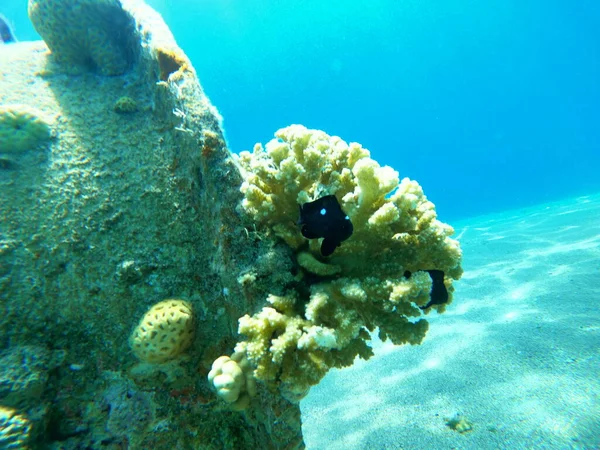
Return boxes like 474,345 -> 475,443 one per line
5,0 -> 600,221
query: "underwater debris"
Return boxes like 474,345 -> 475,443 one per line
446,414 -> 474,433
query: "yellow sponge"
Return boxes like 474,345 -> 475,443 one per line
129,299 -> 195,363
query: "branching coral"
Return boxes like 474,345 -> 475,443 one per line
237,125 -> 462,279
217,125 -> 463,402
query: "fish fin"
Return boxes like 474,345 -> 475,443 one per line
425,270 -> 449,307
320,238 -> 339,257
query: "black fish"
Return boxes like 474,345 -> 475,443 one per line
298,195 -> 353,256
405,270 -> 449,309
0,15 -> 16,44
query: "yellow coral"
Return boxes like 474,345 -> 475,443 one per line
237,125 -> 462,279
229,125 -> 463,403
129,299 -> 195,363
208,353 -> 257,411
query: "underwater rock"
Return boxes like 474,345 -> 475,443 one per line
1,1 -> 304,448
28,0 -> 137,75
0,14 -> 17,44
102,380 -> 155,441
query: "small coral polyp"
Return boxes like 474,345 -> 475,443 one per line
0,104 -> 52,153
129,299 -> 195,364
222,125 -> 463,402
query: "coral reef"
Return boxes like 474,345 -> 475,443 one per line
0,345 -> 64,411
129,299 -> 195,363
28,0 -> 137,75
0,406 -> 32,449
0,104 -> 52,153
0,345 -> 64,446
225,125 -> 463,400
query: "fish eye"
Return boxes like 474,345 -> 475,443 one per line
320,208 -> 327,215
345,216 -> 349,220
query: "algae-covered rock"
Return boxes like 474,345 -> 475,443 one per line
28,0 -> 137,75
114,96 -> 138,114
1,1 -> 304,449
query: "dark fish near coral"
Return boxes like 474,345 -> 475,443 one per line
298,195 -> 353,256
405,269 -> 449,309
0,15 -> 16,44
424,269 -> 449,308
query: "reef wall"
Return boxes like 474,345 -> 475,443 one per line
0,0 -> 302,448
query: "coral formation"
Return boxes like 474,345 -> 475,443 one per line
0,104 -> 52,153
28,0 -> 137,75
208,353 -> 257,411
113,96 -> 138,114
0,406 -> 32,449
222,125 -> 463,400
130,299 -> 195,363
0,345 -> 64,410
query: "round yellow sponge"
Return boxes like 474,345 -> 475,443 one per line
129,299 -> 195,363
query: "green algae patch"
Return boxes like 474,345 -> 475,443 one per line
114,96 -> 138,114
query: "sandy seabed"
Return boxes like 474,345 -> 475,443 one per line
302,193 -> 600,450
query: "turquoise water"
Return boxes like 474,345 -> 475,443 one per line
1,2 -> 599,448
5,0 -> 600,220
